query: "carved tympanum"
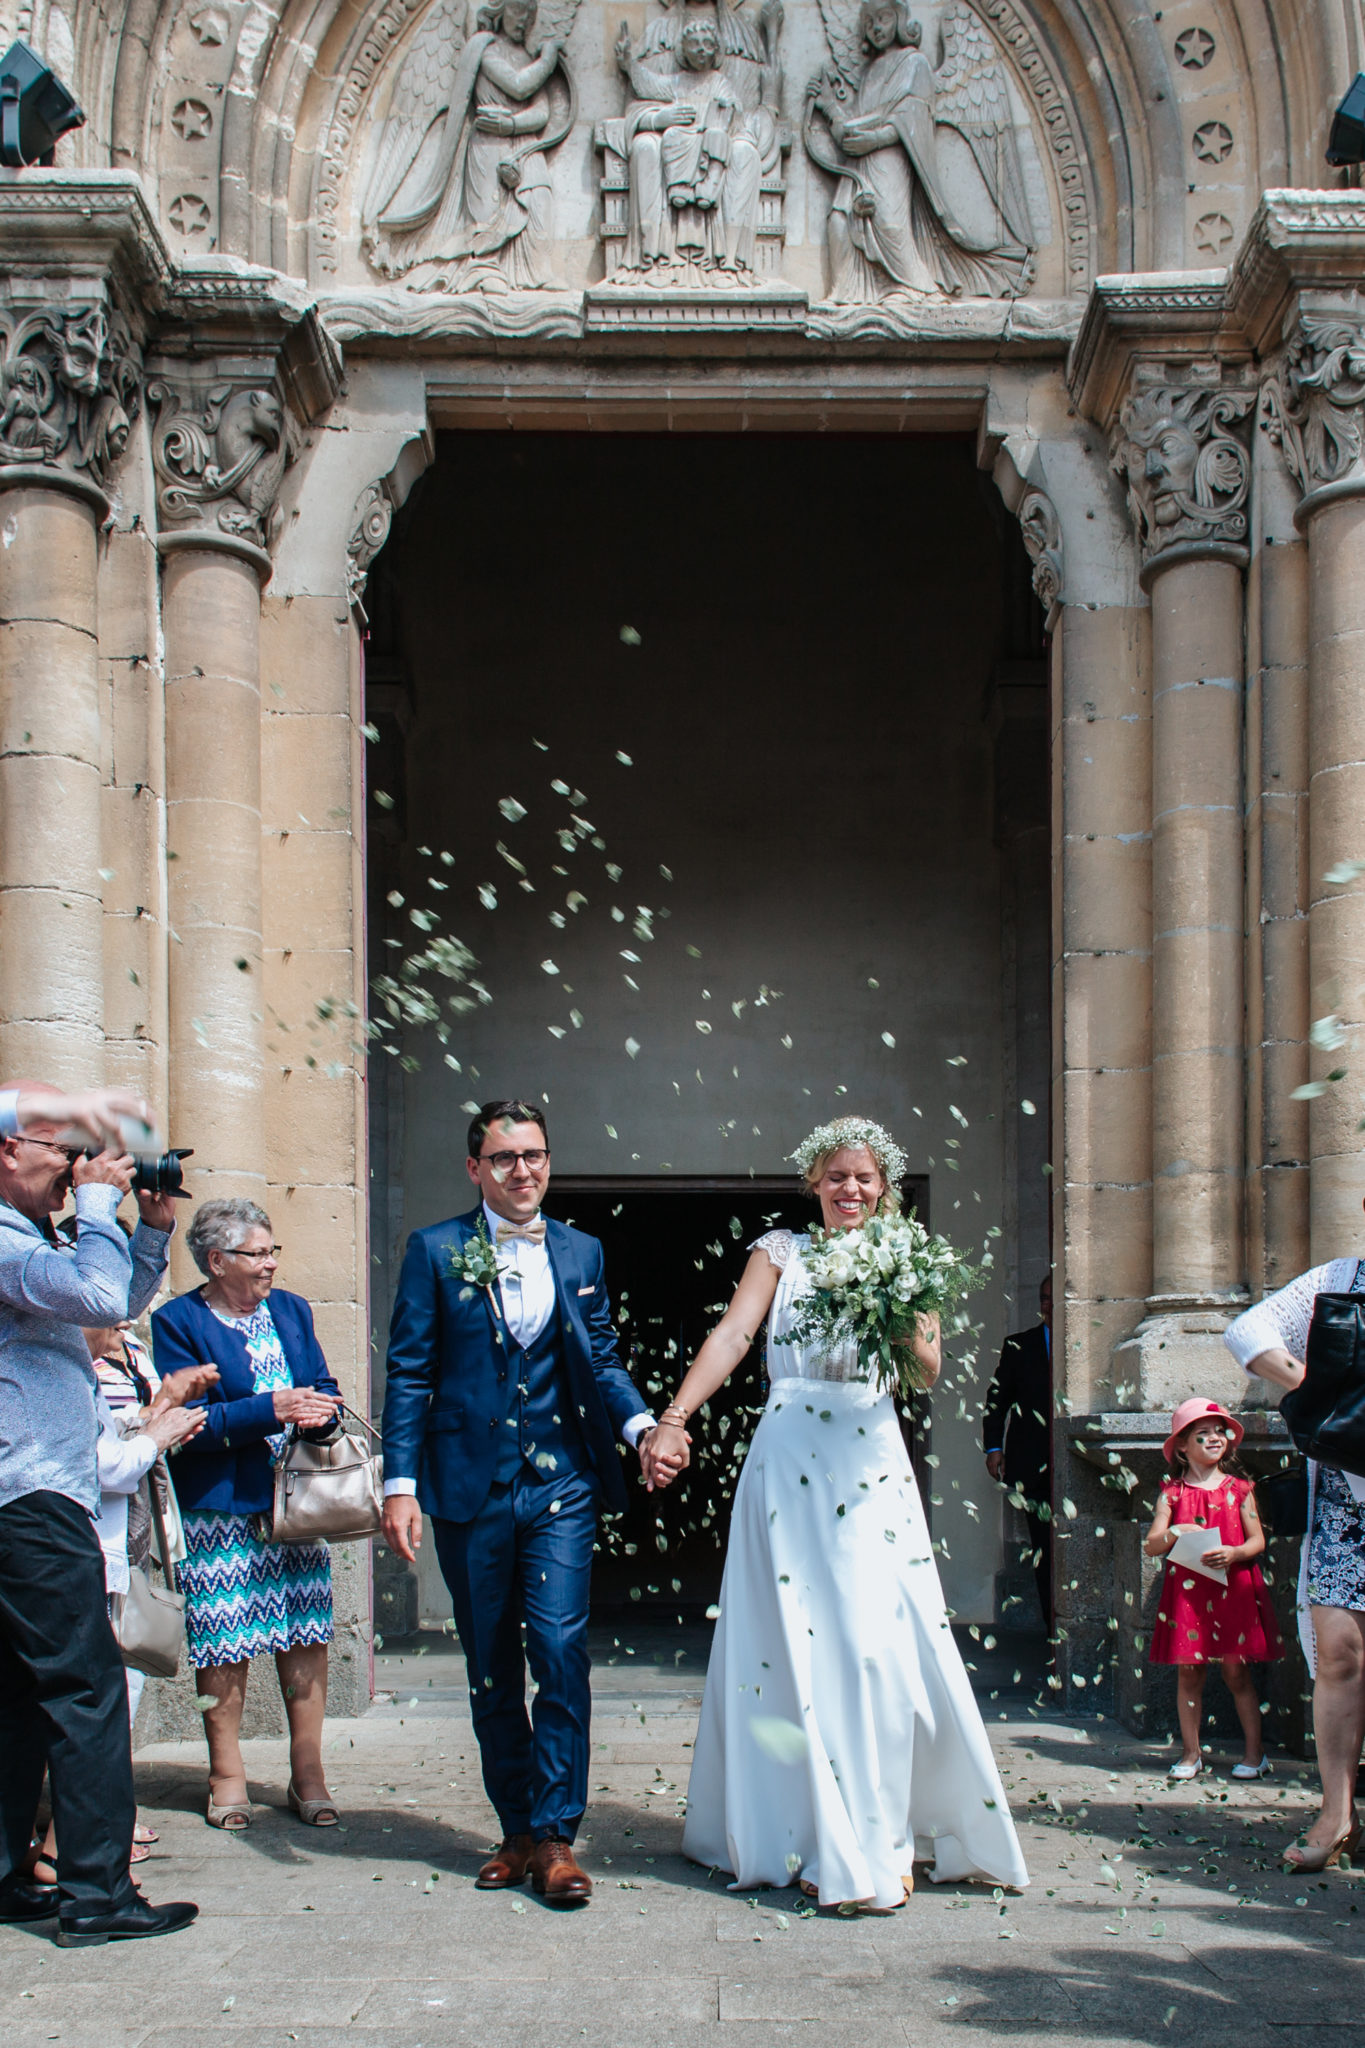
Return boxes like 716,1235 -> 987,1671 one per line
1261,310 -> 1365,500
147,378 -> 291,549
804,0 -> 1037,304
0,304 -> 142,489
1017,488 -> 1062,614
362,0 -> 579,292
606,0 -> 786,282
1111,383 -> 1253,563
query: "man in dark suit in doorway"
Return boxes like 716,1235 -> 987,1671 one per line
380,1100 -> 681,1905
983,1273 -> 1053,1632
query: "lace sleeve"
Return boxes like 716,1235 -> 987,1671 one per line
749,1229 -> 796,1272
1224,1261 -> 1349,1371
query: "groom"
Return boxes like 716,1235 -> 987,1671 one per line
380,1100 -> 671,1904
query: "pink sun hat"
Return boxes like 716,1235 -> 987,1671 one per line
1163,1397 -> 1244,1467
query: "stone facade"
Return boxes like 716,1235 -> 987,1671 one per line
2,0 -> 1364,1738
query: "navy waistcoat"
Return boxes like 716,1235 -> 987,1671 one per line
492,1309 -> 590,1487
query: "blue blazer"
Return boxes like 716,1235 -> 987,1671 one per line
151,1286 -> 342,1516
382,1209 -> 647,1521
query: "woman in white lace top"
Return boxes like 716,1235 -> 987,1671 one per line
650,1116 -> 1028,1910
1226,1258 -> 1365,1871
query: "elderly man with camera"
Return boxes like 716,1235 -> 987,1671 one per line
0,1081 -> 198,1946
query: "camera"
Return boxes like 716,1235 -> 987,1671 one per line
81,1145 -> 194,1198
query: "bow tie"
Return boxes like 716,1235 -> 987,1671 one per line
496,1217 -> 546,1245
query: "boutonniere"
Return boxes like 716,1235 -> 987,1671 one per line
450,1219 -> 502,1311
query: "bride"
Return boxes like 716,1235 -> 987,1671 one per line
648,1116 -> 1028,1911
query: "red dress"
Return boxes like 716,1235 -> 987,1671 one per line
1149,1475 -> 1283,1665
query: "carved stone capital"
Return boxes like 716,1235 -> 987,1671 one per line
1260,300 -> 1365,516
1016,488 -> 1063,620
147,368 -> 294,556
0,300 -> 144,503
1110,381 -> 1253,573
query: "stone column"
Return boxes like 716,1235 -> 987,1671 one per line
0,296 -> 143,1084
1110,381 -> 1255,1397
146,364 -> 292,1274
1263,304 -> 1365,1258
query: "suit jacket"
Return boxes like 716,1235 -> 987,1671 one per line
151,1286 -> 341,1516
382,1208 -> 647,1521
982,1321 -> 1052,1494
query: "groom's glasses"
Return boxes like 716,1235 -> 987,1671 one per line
481,1148 -> 550,1174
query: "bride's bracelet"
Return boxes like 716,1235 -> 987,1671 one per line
658,1405 -> 690,1430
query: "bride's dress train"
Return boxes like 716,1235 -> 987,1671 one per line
681,1230 -> 1029,1909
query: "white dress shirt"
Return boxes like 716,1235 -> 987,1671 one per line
383,1203 -> 653,1496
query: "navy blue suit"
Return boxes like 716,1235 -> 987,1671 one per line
382,1208 -> 647,1840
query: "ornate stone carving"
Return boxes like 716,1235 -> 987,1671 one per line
0,303 -> 142,490
601,0 -> 788,284
347,480 -> 395,616
1261,309 -> 1365,500
1017,487 -> 1062,614
147,377 -> 292,550
1111,383 -> 1253,563
804,0 -> 1039,305
361,0 -> 580,292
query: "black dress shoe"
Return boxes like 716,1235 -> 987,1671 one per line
0,1879 -> 59,1923
58,1893 -> 198,1947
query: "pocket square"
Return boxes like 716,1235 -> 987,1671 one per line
577,1285 -> 595,1296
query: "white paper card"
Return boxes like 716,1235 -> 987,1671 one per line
1168,1523 -> 1228,1586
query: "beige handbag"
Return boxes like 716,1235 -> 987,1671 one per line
271,1406 -> 383,1545
111,1467 -> 185,1679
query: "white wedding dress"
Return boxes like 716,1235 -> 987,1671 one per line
681,1230 -> 1029,1908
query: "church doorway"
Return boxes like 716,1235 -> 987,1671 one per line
363,426 -> 1049,1632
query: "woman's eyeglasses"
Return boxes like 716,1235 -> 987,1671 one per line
222,1245 -> 283,1263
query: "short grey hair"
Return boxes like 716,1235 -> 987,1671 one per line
186,1198 -> 273,1277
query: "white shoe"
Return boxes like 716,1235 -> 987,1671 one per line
1168,1759 -> 1204,1781
1231,1757 -> 1272,1780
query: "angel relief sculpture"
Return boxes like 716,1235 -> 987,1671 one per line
361,0 -> 578,291
805,0 -> 1039,304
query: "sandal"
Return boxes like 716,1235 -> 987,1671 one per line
1283,1820 -> 1361,1873
133,1822 -> 159,1846
130,1841 -> 152,1864
287,1779 -> 339,1827
207,1795 -> 252,1831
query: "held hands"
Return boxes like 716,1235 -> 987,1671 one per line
381,1495 -> 424,1564
641,1420 -> 691,1492
273,1386 -> 341,1429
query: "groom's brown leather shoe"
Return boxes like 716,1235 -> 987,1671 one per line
475,1833 -> 535,1888
531,1836 -> 592,1904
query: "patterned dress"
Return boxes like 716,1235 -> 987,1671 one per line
178,1299 -> 333,1670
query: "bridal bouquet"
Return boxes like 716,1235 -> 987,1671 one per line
778,1212 -> 984,1399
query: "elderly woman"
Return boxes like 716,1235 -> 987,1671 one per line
1226,1254 -> 1365,1871
152,1200 -> 342,1831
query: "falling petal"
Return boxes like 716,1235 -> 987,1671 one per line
541,960 -> 560,975
750,1717 -> 809,1765
625,1037 -> 641,1059
1021,1098 -> 1036,1115
620,625 -> 641,645
616,751 -> 634,766
498,797 -> 528,823
881,1032 -> 896,1048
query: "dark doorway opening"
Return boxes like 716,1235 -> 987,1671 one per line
549,1177 -> 930,1613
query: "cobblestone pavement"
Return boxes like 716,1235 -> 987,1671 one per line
3,1628 -> 1360,2047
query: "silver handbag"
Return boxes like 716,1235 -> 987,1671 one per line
271,1406 -> 384,1545
111,1467 -> 185,1679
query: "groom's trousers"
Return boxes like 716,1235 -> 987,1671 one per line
432,1467 -> 596,1842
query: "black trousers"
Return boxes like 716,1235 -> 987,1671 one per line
1023,1508 -> 1053,1635
0,1490 -> 137,1914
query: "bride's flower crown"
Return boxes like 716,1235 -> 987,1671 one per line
790,1116 -> 908,1189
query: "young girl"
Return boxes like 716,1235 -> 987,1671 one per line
1146,1398 -> 1282,1780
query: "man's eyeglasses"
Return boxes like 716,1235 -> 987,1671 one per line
11,1137 -> 83,1164
222,1245 -> 283,1263
479,1149 -> 549,1174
